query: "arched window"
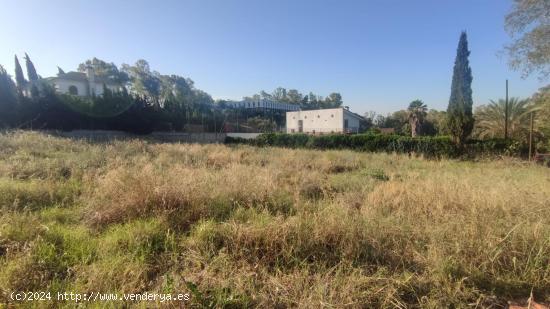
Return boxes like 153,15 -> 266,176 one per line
68,85 -> 78,95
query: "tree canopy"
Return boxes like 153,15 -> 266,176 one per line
244,87 -> 343,110
14,55 -> 26,91
78,58 -> 129,84
24,53 -> 39,81
407,100 -> 427,137
504,0 -> 550,79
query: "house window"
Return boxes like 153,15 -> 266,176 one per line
68,85 -> 78,95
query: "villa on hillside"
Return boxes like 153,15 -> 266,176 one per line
286,107 -> 363,134
46,66 -> 122,97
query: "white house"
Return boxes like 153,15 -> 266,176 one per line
46,66 -> 121,97
286,107 -> 363,134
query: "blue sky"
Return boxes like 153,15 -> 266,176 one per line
0,0 -> 546,115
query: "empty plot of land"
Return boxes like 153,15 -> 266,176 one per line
0,131 -> 549,308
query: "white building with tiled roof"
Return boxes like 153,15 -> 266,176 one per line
47,66 -> 122,97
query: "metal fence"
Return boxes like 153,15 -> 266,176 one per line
285,127 -> 360,134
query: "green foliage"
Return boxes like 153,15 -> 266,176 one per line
227,133 -> 527,158
77,57 -> 128,84
0,65 -> 17,127
504,0 -> 550,79
24,53 -> 39,81
244,87 -> 343,110
58,88 -> 135,118
447,32 -> 475,145
465,138 -> 527,157
531,85 -> 550,143
242,116 -> 278,132
14,55 -> 26,90
424,109 -> 449,136
0,57 -> 226,133
407,99 -> 428,137
474,97 -> 532,140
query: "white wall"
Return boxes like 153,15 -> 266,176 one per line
90,83 -> 119,96
53,80 -> 120,97
55,80 -> 88,96
226,133 -> 262,139
286,108 -> 344,133
343,109 -> 361,133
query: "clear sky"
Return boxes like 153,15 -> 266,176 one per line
0,0 -> 546,115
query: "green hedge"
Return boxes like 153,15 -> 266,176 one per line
226,133 -> 526,158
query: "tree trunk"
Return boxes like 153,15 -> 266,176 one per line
410,119 -> 418,137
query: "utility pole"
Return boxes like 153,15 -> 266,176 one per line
504,79 -> 509,140
529,111 -> 534,161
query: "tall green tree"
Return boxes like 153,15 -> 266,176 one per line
121,60 -> 161,104
424,109 -> 449,136
447,32 -> 474,145
286,89 -> 303,104
324,92 -> 343,108
14,55 -> 26,91
24,53 -> 39,81
272,87 -> 288,102
0,65 -> 18,127
504,0 -> 550,79
407,100 -> 427,137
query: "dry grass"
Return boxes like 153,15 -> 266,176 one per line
0,130 -> 549,308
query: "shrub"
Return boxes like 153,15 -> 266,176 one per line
227,133 -> 528,159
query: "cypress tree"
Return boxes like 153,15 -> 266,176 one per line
447,31 -> 474,145
14,55 -> 27,90
25,53 -> 39,81
0,65 -> 18,127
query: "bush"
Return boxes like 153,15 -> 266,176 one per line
226,133 -> 528,159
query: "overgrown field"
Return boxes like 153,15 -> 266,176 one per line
1,131 -> 549,308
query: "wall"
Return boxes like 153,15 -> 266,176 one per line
286,108 -> 344,133
226,133 -> 262,139
55,80 -> 88,96
53,80 -> 120,97
343,109 -> 361,133
90,83 -> 120,96
49,130 -> 226,143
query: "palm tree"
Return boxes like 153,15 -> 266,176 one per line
474,97 -> 531,140
407,100 -> 427,137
